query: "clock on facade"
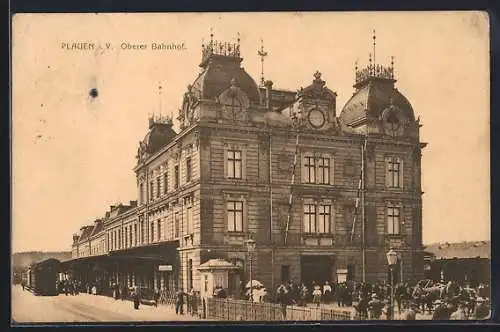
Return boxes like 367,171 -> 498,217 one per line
308,109 -> 325,128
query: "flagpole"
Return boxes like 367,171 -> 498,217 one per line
361,139 -> 367,283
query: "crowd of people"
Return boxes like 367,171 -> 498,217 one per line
46,276 -> 491,321
271,279 -> 491,320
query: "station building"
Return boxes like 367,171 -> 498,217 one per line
65,33 -> 426,297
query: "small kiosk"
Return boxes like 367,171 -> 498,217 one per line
198,259 -> 239,318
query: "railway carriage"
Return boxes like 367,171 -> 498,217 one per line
27,258 -> 61,296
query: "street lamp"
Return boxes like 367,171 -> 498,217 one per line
246,239 -> 256,302
386,248 -> 398,320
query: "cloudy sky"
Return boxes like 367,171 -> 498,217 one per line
12,12 -> 490,252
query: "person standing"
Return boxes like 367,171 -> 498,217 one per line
132,287 -> 140,310
432,300 -> 452,320
450,302 -> 468,320
176,288 -> 185,315
276,283 -> 290,320
368,293 -> 383,320
400,303 -> 418,320
323,281 -> 332,304
473,298 -> 490,319
21,280 -> 25,291
191,290 -> 199,317
354,293 -> 369,320
312,284 -> 322,308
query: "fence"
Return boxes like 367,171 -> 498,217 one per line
205,298 -> 353,321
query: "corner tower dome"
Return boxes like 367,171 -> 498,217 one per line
189,32 -> 261,105
339,32 -> 417,137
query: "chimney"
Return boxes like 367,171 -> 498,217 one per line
149,116 -> 155,129
105,211 -> 110,218
72,234 -> 79,242
110,205 -> 116,211
130,200 -> 138,207
264,80 -> 273,110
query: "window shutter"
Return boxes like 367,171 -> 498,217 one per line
399,158 -> 404,189
385,157 -> 391,188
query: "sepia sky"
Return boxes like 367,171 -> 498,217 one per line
12,12 -> 490,252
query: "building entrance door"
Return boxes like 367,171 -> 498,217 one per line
300,255 -> 333,287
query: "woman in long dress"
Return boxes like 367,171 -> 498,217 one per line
312,284 -> 322,307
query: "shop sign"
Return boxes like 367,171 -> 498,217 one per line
158,265 -> 173,271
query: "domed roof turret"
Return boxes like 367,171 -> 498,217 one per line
189,36 -> 261,105
339,59 -> 415,132
136,115 -> 177,163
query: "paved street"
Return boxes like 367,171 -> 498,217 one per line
11,285 -> 200,323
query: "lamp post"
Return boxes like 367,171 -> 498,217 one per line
386,248 -> 398,320
246,239 -> 256,302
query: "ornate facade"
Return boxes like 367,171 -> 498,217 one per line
68,33 -> 426,295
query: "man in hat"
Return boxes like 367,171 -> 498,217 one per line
432,299 -> 452,320
353,293 -> 370,320
368,293 -> 383,319
450,301 -> 468,320
474,298 -> 490,319
400,302 -> 418,320
132,287 -> 140,310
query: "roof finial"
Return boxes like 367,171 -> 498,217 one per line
210,27 -> 214,52
158,82 -> 163,116
372,29 -> 377,67
391,55 -> 395,79
369,53 -> 372,75
258,38 -> 268,87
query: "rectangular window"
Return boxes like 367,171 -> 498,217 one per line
227,150 -> 242,179
149,180 -> 154,201
157,220 -> 161,241
318,205 -> 331,234
140,220 -> 145,244
174,165 -> 180,189
129,226 -> 132,247
387,205 -> 401,235
156,177 -> 161,198
204,275 -> 208,292
124,227 -> 128,248
387,157 -> 402,188
174,212 -> 180,238
187,259 -> 193,291
163,173 -> 168,194
186,206 -> 193,235
151,222 -> 155,242
186,157 -> 192,182
303,204 -> 316,233
227,201 -> 243,232
318,157 -> 330,184
304,156 -> 316,183
134,223 -> 137,245
139,183 -> 144,204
